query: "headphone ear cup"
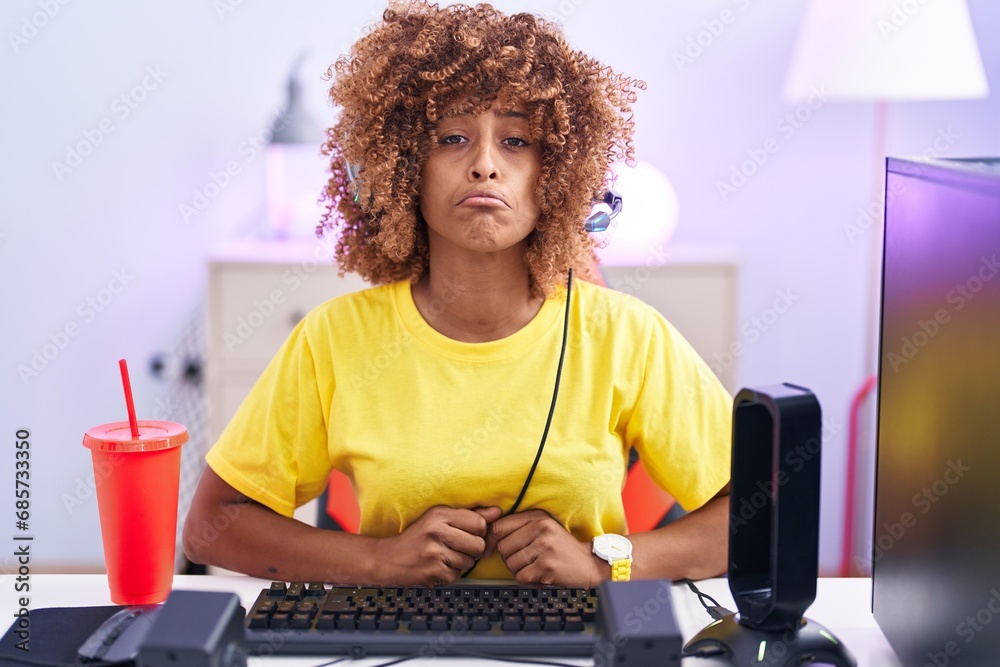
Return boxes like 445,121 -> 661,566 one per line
346,162 -> 362,203
584,211 -> 611,233
584,190 -> 622,232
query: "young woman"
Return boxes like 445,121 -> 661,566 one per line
184,1 -> 732,587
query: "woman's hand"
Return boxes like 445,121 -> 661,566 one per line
373,505 -> 502,586
484,509 -> 605,587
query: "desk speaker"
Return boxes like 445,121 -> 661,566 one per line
137,590 -> 247,667
683,383 -> 856,667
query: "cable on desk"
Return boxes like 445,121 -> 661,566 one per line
360,655 -> 419,667
306,658 -> 351,667
358,651 -> 585,667
422,651 -> 586,667
677,578 -> 734,621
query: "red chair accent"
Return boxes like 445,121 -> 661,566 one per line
621,459 -> 678,533
322,457 -> 677,534
324,469 -> 360,533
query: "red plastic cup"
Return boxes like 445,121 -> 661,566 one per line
83,420 -> 188,605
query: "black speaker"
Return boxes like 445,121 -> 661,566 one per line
683,383 -> 856,667
137,590 -> 247,667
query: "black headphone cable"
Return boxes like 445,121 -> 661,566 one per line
461,268 -> 574,578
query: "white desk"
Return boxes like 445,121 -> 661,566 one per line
4,575 -> 901,666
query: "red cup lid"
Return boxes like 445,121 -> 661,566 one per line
83,420 -> 188,452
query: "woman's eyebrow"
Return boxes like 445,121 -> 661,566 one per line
496,109 -> 529,120
441,109 -> 529,121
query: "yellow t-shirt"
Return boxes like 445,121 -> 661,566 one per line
206,279 -> 732,578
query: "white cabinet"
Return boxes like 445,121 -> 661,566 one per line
600,247 -> 739,392
206,241 -> 369,440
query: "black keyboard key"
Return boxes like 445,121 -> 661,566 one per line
323,600 -> 355,612
248,613 -> 269,629
522,615 -> 542,631
564,615 -> 584,632
305,583 -> 327,597
316,613 -> 336,630
501,616 -> 521,631
291,613 -> 312,629
408,615 -> 428,631
358,613 -> 377,630
470,616 -> 491,631
430,615 -> 450,631
378,617 -> 398,630
286,583 -> 305,599
267,582 -> 287,597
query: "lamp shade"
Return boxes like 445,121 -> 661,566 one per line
784,0 -> 988,102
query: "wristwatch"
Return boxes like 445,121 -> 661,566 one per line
592,534 -> 633,582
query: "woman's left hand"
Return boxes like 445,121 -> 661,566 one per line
483,509 -> 606,587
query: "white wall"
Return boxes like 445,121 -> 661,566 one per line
2,0 -> 998,574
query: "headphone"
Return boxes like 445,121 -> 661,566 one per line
583,189 -> 622,233
346,162 -> 622,231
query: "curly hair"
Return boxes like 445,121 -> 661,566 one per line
318,1 -> 644,297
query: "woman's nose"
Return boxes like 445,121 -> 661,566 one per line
468,141 -> 498,180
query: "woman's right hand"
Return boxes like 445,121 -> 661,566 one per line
373,505 -> 502,586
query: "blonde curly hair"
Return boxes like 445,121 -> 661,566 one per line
318,1 -> 643,297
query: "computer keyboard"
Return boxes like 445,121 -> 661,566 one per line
244,581 -> 600,657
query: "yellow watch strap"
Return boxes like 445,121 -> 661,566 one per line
611,558 -> 632,582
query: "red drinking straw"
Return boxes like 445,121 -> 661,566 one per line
118,359 -> 140,439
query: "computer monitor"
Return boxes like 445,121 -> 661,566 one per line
873,157 -> 1000,666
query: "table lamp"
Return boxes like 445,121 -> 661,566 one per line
265,54 -> 327,239
782,0 -> 988,576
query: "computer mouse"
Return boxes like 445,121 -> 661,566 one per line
77,605 -> 161,663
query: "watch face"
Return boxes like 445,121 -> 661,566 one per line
595,534 -> 632,559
